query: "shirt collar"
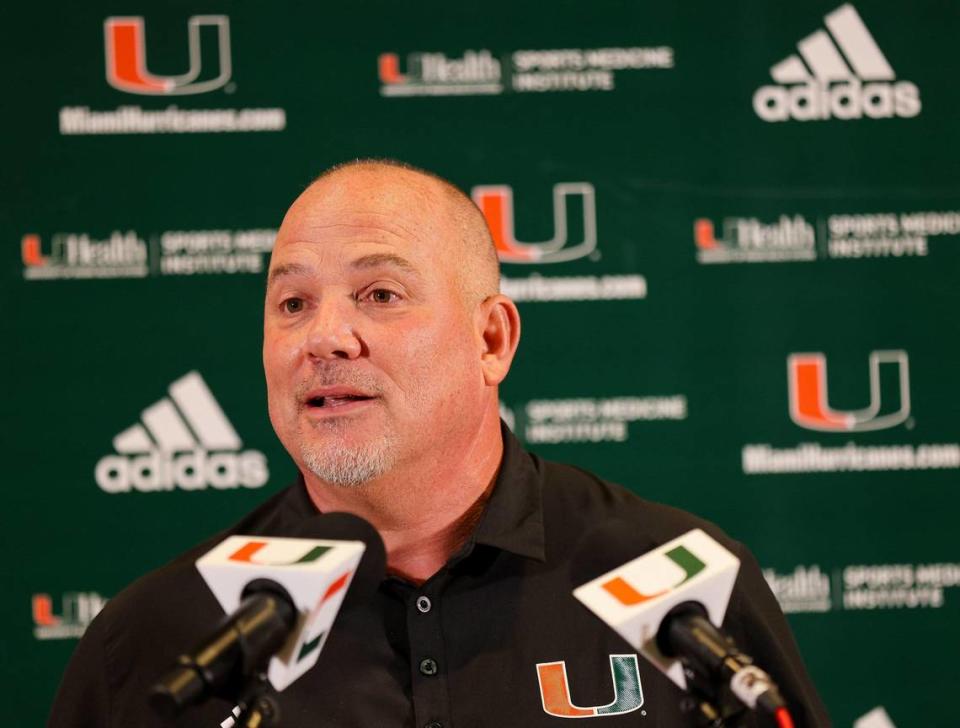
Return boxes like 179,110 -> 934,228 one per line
469,422 -> 547,562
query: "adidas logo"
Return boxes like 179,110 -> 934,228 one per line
95,371 -> 268,493
753,3 -> 920,122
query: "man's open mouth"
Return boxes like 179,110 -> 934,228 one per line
306,394 -> 374,409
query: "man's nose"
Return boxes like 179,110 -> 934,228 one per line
303,295 -> 363,360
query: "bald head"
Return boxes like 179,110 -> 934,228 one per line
282,159 -> 500,308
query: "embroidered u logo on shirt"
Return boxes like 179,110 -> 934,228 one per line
536,654 -> 644,718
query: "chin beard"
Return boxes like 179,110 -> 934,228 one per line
299,436 -> 395,488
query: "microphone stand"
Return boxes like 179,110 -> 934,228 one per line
679,680 -> 751,728
234,672 -> 281,728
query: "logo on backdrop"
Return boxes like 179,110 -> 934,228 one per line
21,229 -> 276,280
788,350 -> 910,432
95,371 -> 269,493
694,210 -> 960,264
470,182 -> 646,303
104,15 -> 231,95
741,350 -> 960,474
378,51 -> 502,96
753,3 -> 920,122
500,395 -> 687,445
21,231 -> 148,279
32,592 -> 107,640
378,46 -> 674,97
536,655 -> 644,718
763,566 -> 831,613
58,15 -> 285,135
765,562 -> 960,614
472,183 -> 598,264
694,216 -> 816,264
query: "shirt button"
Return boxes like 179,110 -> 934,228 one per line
419,657 -> 438,676
416,595 -> 432,613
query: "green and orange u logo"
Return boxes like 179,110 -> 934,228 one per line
536,654 -> 643,718
601,545 -> 705,606
228,540 -> 330,566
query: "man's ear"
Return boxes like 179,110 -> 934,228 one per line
476,294 -> 521,386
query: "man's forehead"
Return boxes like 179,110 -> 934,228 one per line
269,211 -> 441,278
277,212 -> 429,248
267,251 -> 420,286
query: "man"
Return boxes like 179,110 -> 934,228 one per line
49,160 -> 830,727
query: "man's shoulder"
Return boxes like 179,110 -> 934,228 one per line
534,454 -> 743,555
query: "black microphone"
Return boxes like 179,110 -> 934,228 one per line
150,512 -> 386,721
657,601 -> 793,728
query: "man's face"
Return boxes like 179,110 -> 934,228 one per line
263,171 -> 487,487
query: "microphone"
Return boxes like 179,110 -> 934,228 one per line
150,512 -> 386,721
572,524 -> 794,727
658,601 -> 794,728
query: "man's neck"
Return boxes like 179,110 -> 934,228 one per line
301,417 -> 504,585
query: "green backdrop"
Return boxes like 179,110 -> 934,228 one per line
4,1 -> 958,725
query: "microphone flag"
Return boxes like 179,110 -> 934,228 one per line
196,534 -> 366,691
573,528 -> 740,690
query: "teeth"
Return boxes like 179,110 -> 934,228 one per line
308,394 -> 369,408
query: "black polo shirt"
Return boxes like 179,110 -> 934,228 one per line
48,429 -> 830,727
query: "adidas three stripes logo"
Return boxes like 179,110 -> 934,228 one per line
753,4 -> 920,122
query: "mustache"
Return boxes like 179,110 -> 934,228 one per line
293,365 -> 385,400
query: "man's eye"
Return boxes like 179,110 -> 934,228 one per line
282,298 -> 304,313
366,289 -> 399,304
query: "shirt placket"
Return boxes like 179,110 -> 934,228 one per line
399,574 -> 452,728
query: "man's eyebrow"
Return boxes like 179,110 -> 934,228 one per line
267,262 -> 312,286
349,253 -> 419,275
267,255 -> 420,288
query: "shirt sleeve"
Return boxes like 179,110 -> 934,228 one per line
46,609 -> 113,728
722,541 -> 832,728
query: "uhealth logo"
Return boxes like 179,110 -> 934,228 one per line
788,350 -> 910,432
21,231 -> 148,280
694,215 -> 816,264
754,4 -> 920,122
378,51 -> 502,96
104,15 -> 231,95
33,592 -> 107,640
95,372 -> 268,493
472,183 -> 598,263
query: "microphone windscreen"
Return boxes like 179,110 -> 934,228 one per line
292,512 -> 386,605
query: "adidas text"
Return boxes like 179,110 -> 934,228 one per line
95,450 -> 268,493
754,80 -> 920,122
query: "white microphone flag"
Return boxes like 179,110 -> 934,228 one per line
573,528 -> 740,690
197,535 -> 365,690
